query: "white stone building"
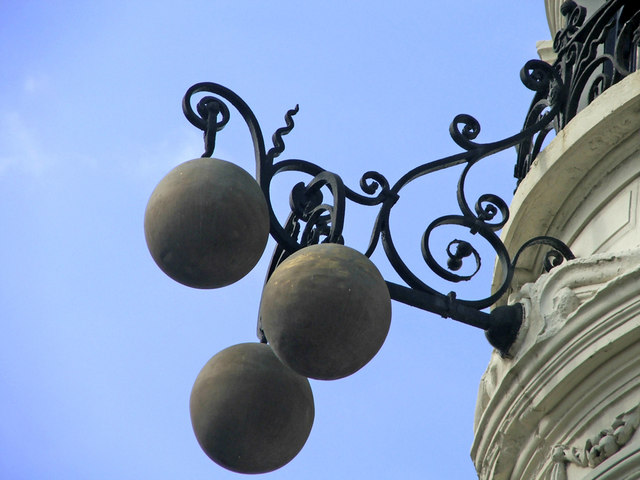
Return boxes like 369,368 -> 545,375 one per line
472,1 -> 640,479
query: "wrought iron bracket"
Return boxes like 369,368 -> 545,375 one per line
181,58 -> 574,356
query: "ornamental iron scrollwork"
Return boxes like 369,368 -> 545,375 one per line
181,57 -> 575,356
516,0 -> 640,182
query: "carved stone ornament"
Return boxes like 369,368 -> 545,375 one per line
550,404 -> 640,480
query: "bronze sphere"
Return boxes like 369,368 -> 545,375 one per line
144,157 -> 270,288
259,243 -> 392,380
190,342 -> 314,474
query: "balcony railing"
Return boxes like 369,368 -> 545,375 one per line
515,0 -> 640,183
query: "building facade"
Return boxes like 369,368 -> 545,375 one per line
472,1 -> 640,479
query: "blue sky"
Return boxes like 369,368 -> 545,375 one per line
0,2 -> 552,479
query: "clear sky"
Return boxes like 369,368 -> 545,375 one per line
0,2 -> 552,479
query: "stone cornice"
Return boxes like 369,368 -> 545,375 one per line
550,404 -> 640,479
473,249 -> 640,479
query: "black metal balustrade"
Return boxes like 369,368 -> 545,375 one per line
515,0 -> 640,182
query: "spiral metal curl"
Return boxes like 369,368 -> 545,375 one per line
512,236 -> 576,273
267,105 -> 299,161
450,114 -> 482,150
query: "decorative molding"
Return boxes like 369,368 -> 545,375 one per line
550,404 -> 640,479
545,0 -> 566,37
536,40 -> 558,64
473,246 -> 640,480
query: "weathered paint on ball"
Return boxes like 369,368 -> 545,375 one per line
144,158 -> 269,288
190,343 -> 314,474
259,243 -> 392,380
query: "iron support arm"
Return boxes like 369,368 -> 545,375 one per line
386,281 -> 523,356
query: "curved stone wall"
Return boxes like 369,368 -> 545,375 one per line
473,71 -> 640,479
492,71 -> 640,306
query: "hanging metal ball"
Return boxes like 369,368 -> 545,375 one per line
190,342 -> 314,474
144,157 -> 270,288
259,243 -> 392,380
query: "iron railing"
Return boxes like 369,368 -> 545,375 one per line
515,0 -> 640,183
